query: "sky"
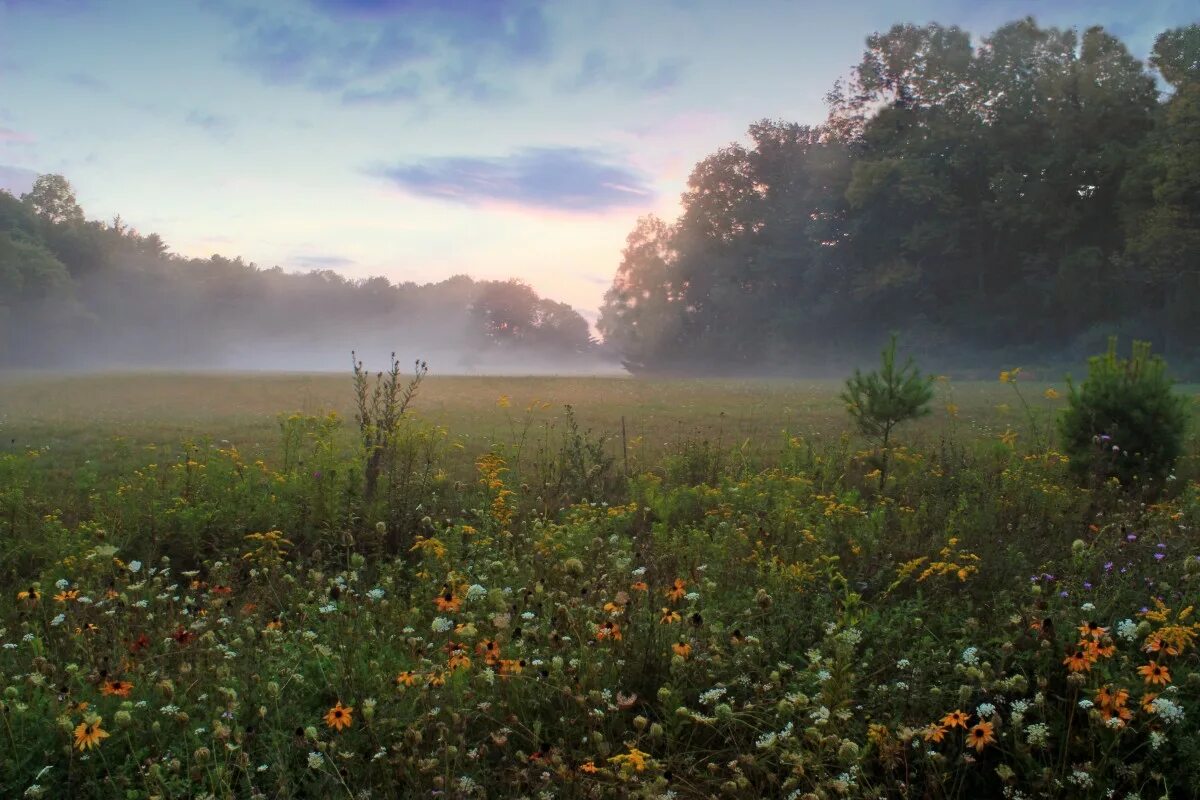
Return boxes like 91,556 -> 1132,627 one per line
0,0 -> 1195,326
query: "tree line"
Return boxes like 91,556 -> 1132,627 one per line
0,176 -> 595,370
598,20 -> 1200,375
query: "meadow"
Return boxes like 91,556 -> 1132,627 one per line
2,369 -> 1199,799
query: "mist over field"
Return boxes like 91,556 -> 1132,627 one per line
4,4 -> 1200,799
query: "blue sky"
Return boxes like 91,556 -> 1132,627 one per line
1,0 -> 1195,324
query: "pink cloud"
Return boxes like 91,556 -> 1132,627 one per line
0,127 -> 34,143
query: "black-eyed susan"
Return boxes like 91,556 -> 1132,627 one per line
1078,621 -> 1107,640
1138,661 -> 1171,686
672,641 -> 692,658
665,579 -> 686,602
74,716 -> 110,751
922,723 -> 948,743
434,586 -> 462,613
54,589 -> 80,603
941,710 -> 969,729
324,702 -> 353,731
427,671 -> 446,687
631,581 -> 648,592
447,649 -> 471,671
100,680 -> 133,698
1142,693 -> 1159,713
395,671 -> 418,687
966,720 -> 995,752
477,639 -> 501,665
16,587 -> 40,603
1063,648 -> 1094,673
659,608 -> 681,625
580,760 -> 599,774
596,621 -> 622,641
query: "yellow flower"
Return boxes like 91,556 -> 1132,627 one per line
497,395 -> 511,408
1043,387 -> 1061,400
941,710 -> 969,729
945,403 -> 959,418
324,702 -> 353,731
922,723 -> 948,743
609,746 -> 650,774
1138,662 -> 1171,686
999,428 -> 1018,447
74,717 -> 110,751
999,367 -> 1021,383
967,720 -> 995,752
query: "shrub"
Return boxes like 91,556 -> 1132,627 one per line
1059,338 -> 1189,488
841,334 -> 934,486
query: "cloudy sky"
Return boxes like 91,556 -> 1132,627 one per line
0,0 -> 1194,324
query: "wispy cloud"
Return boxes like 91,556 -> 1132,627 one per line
223,0 -> 550,105
61,71 -> 109,91
0,164 -> 37,195
0,126 -> 34,143
373,147 -> 655,212
562,50 -> 687,94
290,253 -> 357,270
185,110 -> 235,140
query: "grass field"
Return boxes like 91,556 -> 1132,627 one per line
3,370 -> 1200,798
0,371 -> 1138,477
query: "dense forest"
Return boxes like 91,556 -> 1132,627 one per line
599,20 -> 1200,375
0,176 -> 596,371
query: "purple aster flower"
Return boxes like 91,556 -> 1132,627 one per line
1104,561 -> 1114,572
1154,552 -> 1165,561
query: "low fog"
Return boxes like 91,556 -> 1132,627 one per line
0,180 -> 621,375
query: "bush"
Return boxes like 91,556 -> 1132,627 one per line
1059,338 -> 1189,488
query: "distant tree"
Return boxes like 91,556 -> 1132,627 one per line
599,18 -> 1190,374
1150,24 -> 1200,87
597,215 -> 684,372
471,279 -> 592,353
21,174 -> 84,225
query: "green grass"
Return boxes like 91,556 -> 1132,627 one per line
4,371 -> 1153,477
